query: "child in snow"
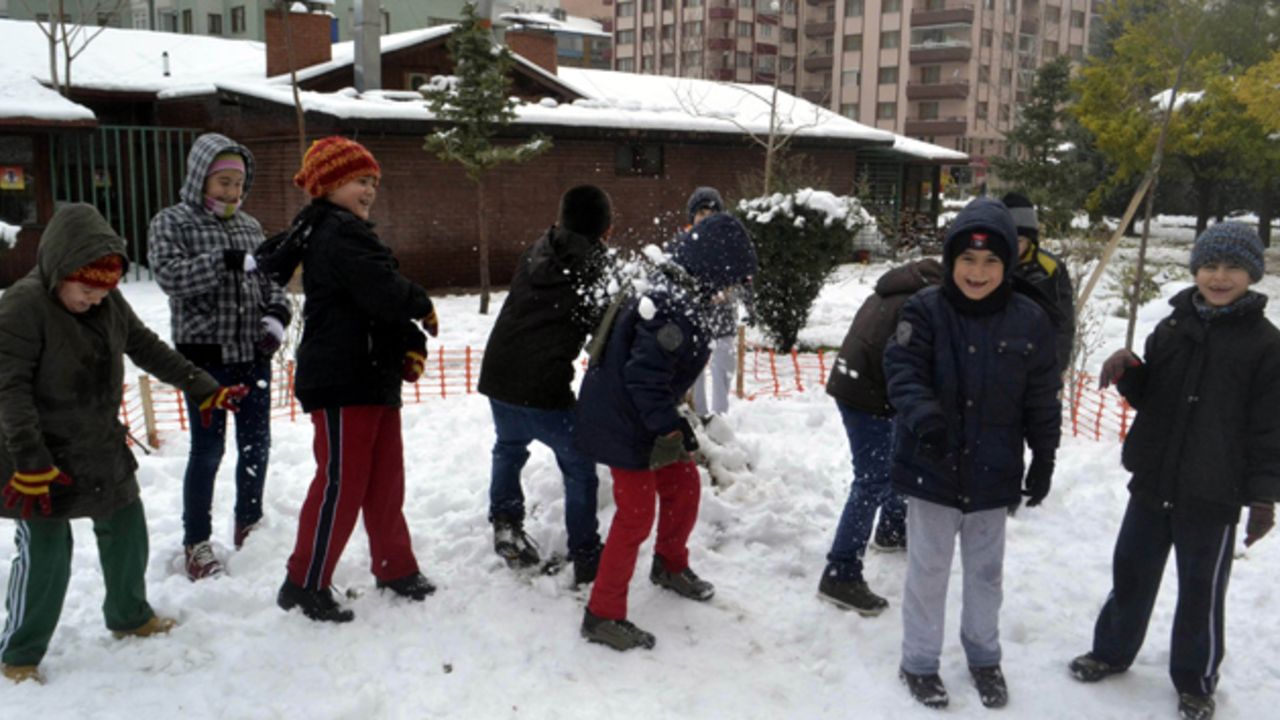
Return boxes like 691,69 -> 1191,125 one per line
819,257 -> 944,616
148,132 -> 292,579
883,198 -> 1061,709
477,185 -> 611,585
684,187 -> 739,421
1069,221 -> 1279,720
1002,192 -> 1075,374
574,213 -> 757,651
0,204 -> 246,684
277,136 -> 439,623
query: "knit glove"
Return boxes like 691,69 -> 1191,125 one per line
422,308 -> 439,338
3,467 -> 72,519
1099,349 -> 1141,390
258,315 -> 286,356
402,350 -> 426,383
915,415 -> 947,462
1245,503 -> 1275,547
198,385 -> 250,428
1022,454 -> 1055,508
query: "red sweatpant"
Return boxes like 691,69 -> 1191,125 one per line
588,460 -> 701,620
286,405 -> 419,590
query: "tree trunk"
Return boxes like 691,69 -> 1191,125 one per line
1194,177 -> 1211,237
476,174 -> 491,314
1259,181 -> 1275,248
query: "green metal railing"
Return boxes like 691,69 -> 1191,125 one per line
50,126 -> 199,280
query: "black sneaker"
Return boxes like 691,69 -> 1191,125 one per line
1068,652 -> 1127,683
817,574 -> 889,616
580,609 -> 656,651
900,668 -> 949,709
871,525 -> 907,552
277,579 -> 355,623
970,664 -> 1009,708
493,515 -> 540,569
376,571 -> 436,601
649,556 -> 714,601
572,543 -> 603,586
1178,693 -> 1215,720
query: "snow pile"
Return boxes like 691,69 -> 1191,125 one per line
740,188 -> 877,232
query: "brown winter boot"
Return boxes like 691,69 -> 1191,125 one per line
112,614 -> 177,639
2,664 -> 43,685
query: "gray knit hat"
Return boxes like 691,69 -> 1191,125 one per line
1189,221 -> 1265,282
686,186 -> 724,224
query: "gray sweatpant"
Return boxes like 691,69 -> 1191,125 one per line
901,497 -> 1007,675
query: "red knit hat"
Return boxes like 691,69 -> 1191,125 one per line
65,253 -> 124,289
293,136 -> 381,199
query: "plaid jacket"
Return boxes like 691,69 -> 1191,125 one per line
148,133 -> 290,363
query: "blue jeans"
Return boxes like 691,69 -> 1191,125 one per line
488,398 -> 600,559
824,401 -> 905,581
182,359 -> 272,546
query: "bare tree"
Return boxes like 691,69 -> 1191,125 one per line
22,0 -> 129,95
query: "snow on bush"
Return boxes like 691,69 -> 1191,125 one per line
0,220 -> 19,249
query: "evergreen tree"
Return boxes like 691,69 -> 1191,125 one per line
421,3 -> 551,313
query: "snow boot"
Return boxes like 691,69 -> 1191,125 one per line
493,515 -> 540,569
649,555 -> 714,601
871,523 -> 907,552
572,543 -> 603,586
184,541 -> 225,580
817,574 -> 889,616
970,664 -> 1009,708
580,609 -> 656,651
377,572 -> 436,601
277,579 -> 354,623
1068,652 -> 1127,683
2,664 -> 43,685
1178,693 -> 1215,720
112,614 -> 177,639
900,668 -> 949,709
234,520 -> 260,550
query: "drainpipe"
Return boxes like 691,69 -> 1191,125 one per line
353,0 -> 382,92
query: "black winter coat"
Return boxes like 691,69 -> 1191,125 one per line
826,259 -> 944,416
884,287 -> 1062,512
478,226 -> 607,409
1117,288 -> 1280,523
293,200 -> 433,412
1013,245 -> 1075,373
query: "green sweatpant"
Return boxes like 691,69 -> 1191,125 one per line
0,499 -> 154,666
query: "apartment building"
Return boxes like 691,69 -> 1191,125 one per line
611,0 -> 804,94
617,0 -> 1101,184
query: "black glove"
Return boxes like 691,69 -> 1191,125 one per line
677,417 -> 699,453
1023,455 -> 1054,507
915,415 -> 947,462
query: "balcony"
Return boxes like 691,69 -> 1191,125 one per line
1021,18 -> 1038,34
709,67 -> 736,80
755,71 -> 776,83
707,37 -> 735,50
801,87 -> 827,103
709,7 -> 736,19
911,3 -> 975,27
906,81 -> 970,100
803,20 -> 835,37
909,44 -> 972,63
803,53 -> 833,71
904,117 -> 968,135
756,41 -> 778,55
805,0 -> 833,5
757,12 -> 779,25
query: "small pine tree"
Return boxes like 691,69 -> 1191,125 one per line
421,3 -> 551,313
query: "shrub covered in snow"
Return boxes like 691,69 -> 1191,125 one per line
0,220 -> 19,250
736,189 -> 873,350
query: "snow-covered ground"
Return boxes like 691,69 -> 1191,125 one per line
3,226 -> 1280,719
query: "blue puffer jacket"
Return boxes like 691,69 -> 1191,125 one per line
884,198 -> 1062,512
576,214 -> 757,470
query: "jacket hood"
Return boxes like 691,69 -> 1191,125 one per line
876,258 -> 944,297
179,132 -> 256,208
35,203 -> 130,292
943,198 -> 1018,274
669,213 -> 758,293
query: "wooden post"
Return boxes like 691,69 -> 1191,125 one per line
137,374 -> 160,449
1074,173 -> 1153,313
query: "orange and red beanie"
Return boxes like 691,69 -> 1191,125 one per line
292,136 -> 381,199
66,253 -> 124,289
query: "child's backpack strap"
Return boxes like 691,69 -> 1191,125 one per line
586,289 -> 630,367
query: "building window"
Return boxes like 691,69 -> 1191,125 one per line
984,0 -> 995,8
739,0 -> 752,7
843,34 -> 862,52
618,1 -> 635,15
616,144 -> 663,176
840,103 -> 859,119
737,51 -> 752,68
684,50 -> 702,66
999,104 -> 1010,122
845,0 -> 863,17
981,29 -> 993,48
663,0 -> 674,9
761,24 -> 773,39
642,27 -> 654,43
688,0 -> 703,5
1070,44 -> 1084,60
160,11 -> 178,32
662,25 -> 674,40
782,28 -> 796,43
919,101 -> 939,119
1001,68 -> 1013,85
382,9 -> 391,34
876,102 -> 897,120
662,53 -> 675,69
618,30 -> 635,45
231,6 -> 245,33
977,101 -> 989,119
920,65 -> 940,84
979,64 -> 990,82
842,68 -> 860,86
785,0 -> 797,13
878,66 -> 898,84
618,57 -> 636,71
737,22 -> 751,38
825,37 -> 835,54
1045,5 -> 1060,24
1002,32 -> 1013,51
642,0 -> 654,12
1071,10 -> 1085,28
684,21 -> 702,36
883,0 -> 901,12
1043,40 -> 1058,57
881,31 -> 899,49
182,9 -> 192,33
208,13 -> 222,35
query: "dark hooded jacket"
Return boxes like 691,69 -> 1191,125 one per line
0,204 -> 219,520
884,198 -> 1062,512
1117,287 -> 1280,523
1014,243 -> 1075,373
478,226 -> 608,409
293,199 -> 433,412
575,214 -> 758,470
826,258 -> 945,416
148,132 -> 291,365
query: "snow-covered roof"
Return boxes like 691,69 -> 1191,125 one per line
0,76 -> 95,124
889,134 -> 968,162
288,25 -> 456,83
499,12 -> 611,38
